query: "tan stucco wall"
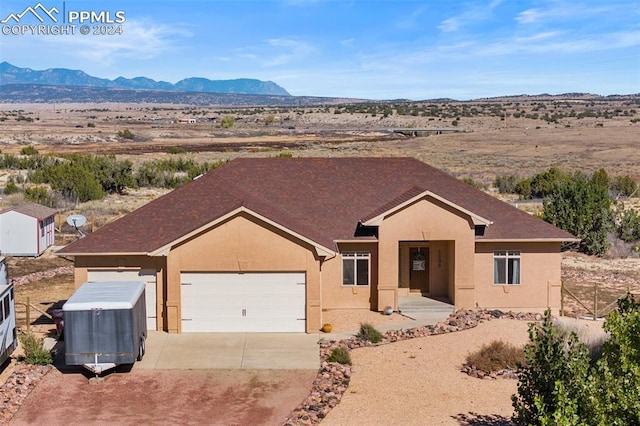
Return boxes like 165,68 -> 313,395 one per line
378,197 -> 476,310
320,242 -> 379,311
474,241 -> 562,313
167,212 -> 322,333
73,255 -> 166,330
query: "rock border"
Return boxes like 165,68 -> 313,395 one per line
283,309 -> 542,425
0,363 -> 52,424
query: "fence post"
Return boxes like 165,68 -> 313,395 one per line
26,297 -> 31,332
593,282 -> 598,321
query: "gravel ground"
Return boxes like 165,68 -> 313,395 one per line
321,309 -> 411,334
322,319 -> 531,425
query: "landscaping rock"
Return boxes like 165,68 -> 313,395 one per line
283,309 -> 542,425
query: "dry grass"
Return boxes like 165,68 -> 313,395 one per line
465,340 -> 525,372
553,317 -> 609,361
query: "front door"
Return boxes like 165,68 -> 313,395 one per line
409,247 -> 429,294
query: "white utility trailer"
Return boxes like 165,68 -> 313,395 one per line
63,281 -> 147,375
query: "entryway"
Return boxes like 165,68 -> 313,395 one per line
409,247 -> 429,293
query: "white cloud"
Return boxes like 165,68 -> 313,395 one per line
438,0 -> 503,32
37,19 -> 192,64
260,38 -> 316,67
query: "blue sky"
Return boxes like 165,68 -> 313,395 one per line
1,0 -> 638,100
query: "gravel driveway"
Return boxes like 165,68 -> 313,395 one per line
10,369 -> 316,426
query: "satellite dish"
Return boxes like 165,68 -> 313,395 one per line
66,214 -> 87,227
66,214 -> 87,238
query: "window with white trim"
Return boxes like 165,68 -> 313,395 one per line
494,251 -> 521,285
342,252 -> 370,286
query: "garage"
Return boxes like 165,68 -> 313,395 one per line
180,272 -> 306,332
86,269 -> 158,330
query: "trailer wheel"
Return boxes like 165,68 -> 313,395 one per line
137,338 -> 145,361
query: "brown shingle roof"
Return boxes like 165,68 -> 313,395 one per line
1,203 -> 57,219
57,158 -> 575,255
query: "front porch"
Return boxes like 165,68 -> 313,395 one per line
396,241 -> 454,301
398,295 -> 455,324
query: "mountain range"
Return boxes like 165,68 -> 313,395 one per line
0,62 -> 290,96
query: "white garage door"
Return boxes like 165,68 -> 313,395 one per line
181,272 -> 306,332
87,269 -> 157,330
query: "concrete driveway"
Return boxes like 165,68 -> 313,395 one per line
53,332 -> 320,371
137,331 -> 320,370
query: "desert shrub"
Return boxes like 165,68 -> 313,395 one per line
462,177 -> 487,190
494,174 -> 520,194
117,128 -> 135,139
166,146 -> 186,154
515,178 -> 532,199
135,158 -> 223,188
3,177 -> 19,195
542,173 -> 614,256
87,122 -> 95,128
24,186 -> 56,206
270,152 -> 293,158
591,168 -> 610,189
32,162 -> 104,202
19,333 -> 53,365
20,145 -> 38,155
610,175 -> 638,198
616,205 -> 640,242
356,322 -> 383,344
465,340 -> 525,372
28,154 -> 134,200
327,346 -> 351,365
219,115 -> 235,128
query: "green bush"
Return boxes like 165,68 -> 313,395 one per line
465,340 -> 525,372
166,146 -> 186,154
617,205 -> 640,242
542,173 -> 614,256
512,295 -> 640,425
20,145 -> 38,155
219,115 -> 235,128
494,174 -> 520,194
4,177 -> 19,195
356,322 -> 383,344
610,175 -> 638,198
24,186 -> 56,206
117,128 -> 135,139
19,333 -> 53,365
327,346 -> 352,365
512,310 -> 592,425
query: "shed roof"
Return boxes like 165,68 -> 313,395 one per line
57,157 -> 576,255
1,203 -> 57,220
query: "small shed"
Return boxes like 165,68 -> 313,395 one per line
0,203 -> 57,256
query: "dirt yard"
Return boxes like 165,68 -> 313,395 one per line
9,369 -> 316,426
